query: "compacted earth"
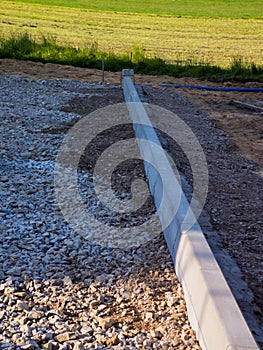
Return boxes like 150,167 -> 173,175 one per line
0,59 -> 262,349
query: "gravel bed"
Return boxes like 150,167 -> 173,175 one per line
0,76 -> 201,349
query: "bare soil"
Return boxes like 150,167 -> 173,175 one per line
1,58 -> 262,347
1,59 -> 262,172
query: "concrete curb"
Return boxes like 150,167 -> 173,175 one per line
122,74 -> 259,350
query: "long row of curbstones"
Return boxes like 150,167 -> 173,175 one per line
121,69 -> 260,350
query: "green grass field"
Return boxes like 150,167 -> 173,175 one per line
3,0 -> 263,18
1,1 -> 262,66
0,0 -> 262,80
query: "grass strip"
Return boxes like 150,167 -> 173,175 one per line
4,0 -> 263,18
0,33 -> 262,82
1,1 -> 262,68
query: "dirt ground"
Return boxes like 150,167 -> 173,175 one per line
1,59 -> 262,175
1,58 -> 263,346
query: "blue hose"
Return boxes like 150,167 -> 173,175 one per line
143,83 -> 263,92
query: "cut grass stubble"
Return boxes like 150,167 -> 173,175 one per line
0,1 -> 262,81
3,0 -> 263,18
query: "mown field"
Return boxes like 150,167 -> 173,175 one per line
1,0 -> 262,68
3,0 -> 263,18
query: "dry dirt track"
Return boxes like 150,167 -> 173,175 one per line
1,59 -> 263,347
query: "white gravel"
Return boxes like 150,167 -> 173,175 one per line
0,76 -> 201,349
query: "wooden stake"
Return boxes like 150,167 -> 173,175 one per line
102,57 -> 105,82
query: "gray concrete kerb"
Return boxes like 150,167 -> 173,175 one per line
122,72 -> 260,350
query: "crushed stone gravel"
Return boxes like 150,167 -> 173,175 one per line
0,76 -> 202,350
